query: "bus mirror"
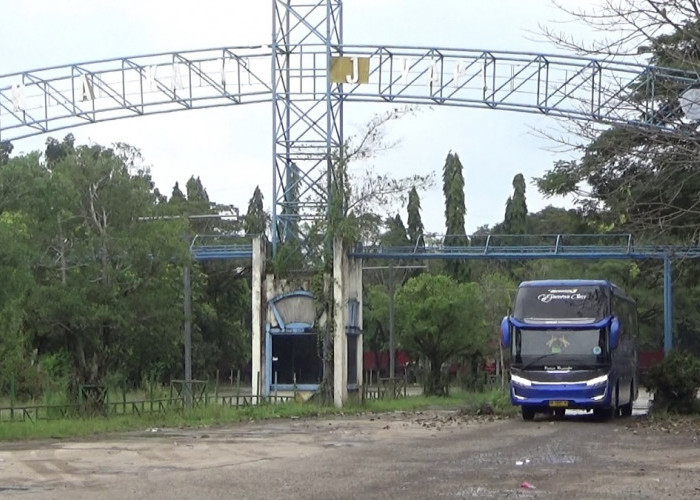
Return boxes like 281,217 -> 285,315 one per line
500,317 -> 511,348
610,316 -> 620,349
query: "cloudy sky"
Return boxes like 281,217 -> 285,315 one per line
0,1 -> 604,234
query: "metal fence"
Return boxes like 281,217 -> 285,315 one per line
0,384 -> 294,423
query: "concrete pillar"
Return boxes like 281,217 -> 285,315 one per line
333,237 -> 363,407
251,237 -> 265,399
333,237 -> 348,408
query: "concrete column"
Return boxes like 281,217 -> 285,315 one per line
333,237 -> 348,408
251,237 -> 265,399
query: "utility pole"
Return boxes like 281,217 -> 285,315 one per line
183,260 -> 193,409
137,212 -> 240,410
364,263 -> 426,379
388,264 -> 396,379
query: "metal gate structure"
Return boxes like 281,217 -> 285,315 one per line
4,2 -> 700,354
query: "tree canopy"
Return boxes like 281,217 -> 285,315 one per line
395,273 -> 487,396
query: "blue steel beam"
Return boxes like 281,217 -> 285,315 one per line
191,246 -> 253,260
189,234 -> 254,261
348,247 -> 700,260
664,257 -> 673,355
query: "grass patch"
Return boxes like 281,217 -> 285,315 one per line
0,389 -> 515,442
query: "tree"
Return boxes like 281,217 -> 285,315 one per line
442,151 -> 469,280
536,1 -> 700,242
170,182 -> 186,203
309,106 -> 433,402
185,176 -> 209,204
0,211 -> 39,397
535,2 -> 700,354
0,141 -> 12,166
383,214 -> 409,247
503,173 -> 528,235
443,151 -> 466,238
536,130 -> 700,241
244,186 -> 267,235
22,142 -> 187,400
44,134 -> 75,167
395,273 -> 487,396
526,206 -> 592,235
406,186 -> 425,248
363,284 -> 390,364
324,107 -> 434,250
478,272 -> 517,388
193,261 -> 252,379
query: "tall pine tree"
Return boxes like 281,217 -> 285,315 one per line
170,182 -> 186,203
0,141 -> 12,166
443,152 -> 467,241
503,173 -> 528,234
245,186 -> 266,235
406,186 -> 424,249
442,151 -> 469,281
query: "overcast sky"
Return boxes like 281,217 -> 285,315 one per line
0,1 -> 603,234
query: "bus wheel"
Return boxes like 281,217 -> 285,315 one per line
522,407 -> 535,421
620,382 -> 634,417
594,387 -> 617,420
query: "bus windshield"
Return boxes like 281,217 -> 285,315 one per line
513,285 -> 608,323
514,328 -> 607,368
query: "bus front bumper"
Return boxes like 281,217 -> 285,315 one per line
510,381 -> 611,409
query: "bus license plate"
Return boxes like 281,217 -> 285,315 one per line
549,401 -> 568,408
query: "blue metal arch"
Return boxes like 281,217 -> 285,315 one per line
268,290 -> 316,333
1,47 -> 694,142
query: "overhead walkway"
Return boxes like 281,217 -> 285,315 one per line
351,233 -> 700,355
190,233 -> 700,354
348,233 -> 700,260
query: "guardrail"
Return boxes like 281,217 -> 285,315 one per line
350,234 -> 700,260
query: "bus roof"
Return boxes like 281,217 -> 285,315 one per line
518,279 -> 614,288
518,279 -> 633,301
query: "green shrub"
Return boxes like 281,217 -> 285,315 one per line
643,350 -> 700,414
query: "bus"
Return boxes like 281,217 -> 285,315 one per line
501,279 -> 638,420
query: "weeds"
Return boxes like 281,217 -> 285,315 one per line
0,388 -> 514,441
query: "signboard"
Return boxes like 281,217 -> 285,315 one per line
330,56 -> 369,84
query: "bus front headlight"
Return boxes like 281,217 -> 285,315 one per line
511,374 -> 532,387
585,374 -> 608,387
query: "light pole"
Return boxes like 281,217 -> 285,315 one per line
363,263 -> 427,379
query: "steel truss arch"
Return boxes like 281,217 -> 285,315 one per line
0,46 -> 273,142
3,46 -> 697,144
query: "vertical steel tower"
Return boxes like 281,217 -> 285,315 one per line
271,0 -> 344,253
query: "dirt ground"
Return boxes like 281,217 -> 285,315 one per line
1,398 -> 699,499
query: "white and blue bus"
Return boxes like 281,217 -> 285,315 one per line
501,279 -> 638,420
